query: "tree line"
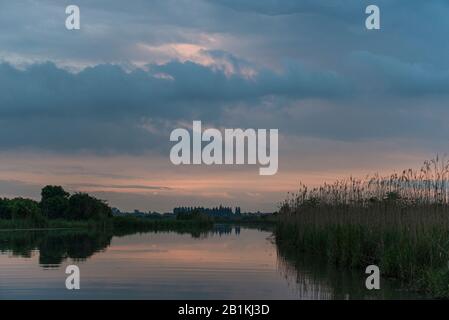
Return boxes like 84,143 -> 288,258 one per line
0,185 -> 112,222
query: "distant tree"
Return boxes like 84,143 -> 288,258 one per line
67,193 -> 112,220
9,198 -> 42,221
41,185 -> 69,200
176,208 -> 210,222
0,198 -> 12,219
41,185 -> 69,219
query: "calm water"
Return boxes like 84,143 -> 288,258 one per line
0,225 -> 422,299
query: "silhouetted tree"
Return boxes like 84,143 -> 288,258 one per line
9,198 -> 44,225
0,198 -> 12,219
41,185 -> 69,219
67,193 -> 112,220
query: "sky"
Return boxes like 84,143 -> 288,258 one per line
0,0 -> 448,212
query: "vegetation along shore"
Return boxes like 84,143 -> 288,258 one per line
0,185 -> 272,232
276,156 -> 449,298
4,157 -> 449,298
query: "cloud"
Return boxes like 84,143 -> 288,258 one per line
352,51 -> 449,96
1,51 -> 449,154
208,0 -> 354,17
70,183 -> 172,191
0,179 -> 42,200
0,59 -> 346,153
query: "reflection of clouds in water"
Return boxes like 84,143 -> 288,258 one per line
0,226 -> 428,299
2,227 -> 251,266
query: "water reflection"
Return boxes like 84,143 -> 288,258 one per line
0,230 -> 112,267
275,238 -> 423,299
0,225 -> 423,299
0,225 -> 247,268
208,224 -> 240,236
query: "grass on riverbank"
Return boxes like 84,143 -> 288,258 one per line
277,157 -> 449,298
0,214 -> 273,232
0,218 -> 108,231
0,216 -> 214,231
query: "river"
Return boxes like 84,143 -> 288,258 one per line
0,225 -> 422,299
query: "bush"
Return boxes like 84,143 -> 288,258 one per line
40,185 -> 69,219
66,193 -> 112,220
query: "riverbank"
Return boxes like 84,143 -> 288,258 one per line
276,206 -> 449,298
0,218 -> 90,230
0,216 -> 212,231
0,215 -> 274,233
277,157 -> 449,298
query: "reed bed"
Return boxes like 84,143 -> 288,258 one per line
276,156 -> 449,297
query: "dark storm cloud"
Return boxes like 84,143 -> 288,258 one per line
0,59 -> 346,152
352,52 -> 449,97
2,0 -> 448,72
1,0 -> 449,153
208,0 -> 355,16
0,60 -> 345,115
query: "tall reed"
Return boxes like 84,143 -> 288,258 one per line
276,156 -> 449,297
